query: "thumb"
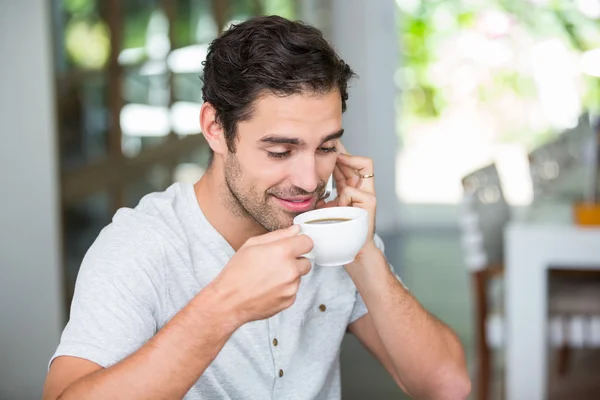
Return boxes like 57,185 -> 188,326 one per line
242,224 -> 301,248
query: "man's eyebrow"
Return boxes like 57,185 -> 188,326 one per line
257,129 -> 344,146
321,129 -> 344,143
258,136 -> 304,145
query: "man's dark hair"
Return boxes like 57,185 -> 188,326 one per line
201,15 -> 356,160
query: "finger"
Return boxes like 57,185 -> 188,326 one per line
335,155 -> 358,185
337,186 -> 376,210
332,163 -> 346,183
336,141 -> 350,155
333,163 -> 356,190
335,141 -> 368,189
336,152 -> 373,172
333,142 -> 357,183
295,257 -> 312,277
276,232 -> 314,257
336,153 -> 375,193
243,224 -> 300,248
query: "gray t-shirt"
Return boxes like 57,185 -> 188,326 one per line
51,182 -> 390,399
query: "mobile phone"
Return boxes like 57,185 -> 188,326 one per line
322,174 -> 334,200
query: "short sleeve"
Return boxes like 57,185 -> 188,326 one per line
50,214 -> 165,369
348,233 -> 407,324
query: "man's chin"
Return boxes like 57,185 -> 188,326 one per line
265,210 -> 303,232
260,197 -> 317,231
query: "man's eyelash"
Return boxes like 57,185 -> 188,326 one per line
319,147 -> 337,153
266,147 -> 337,159
267,151 -> 290,159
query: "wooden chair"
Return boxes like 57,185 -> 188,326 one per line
528,113 -> 594,202
460,163 -> 600,400
459,163 -> 510,400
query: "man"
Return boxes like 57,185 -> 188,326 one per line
44,15 -> 470,400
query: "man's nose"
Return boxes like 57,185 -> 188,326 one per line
288,156 -> 319,194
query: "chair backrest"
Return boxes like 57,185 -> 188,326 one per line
561,112 -> 593,159
459,163 -> 511,272
529,113 -> 594,201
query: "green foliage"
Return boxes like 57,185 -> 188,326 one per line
398,0 -> 600,127
262,0 -> 296,19
63,0 -> 94,15
122,7 -> 153,49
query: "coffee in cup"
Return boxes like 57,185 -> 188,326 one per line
293,206 -> 368,266
305,218 -> 352,224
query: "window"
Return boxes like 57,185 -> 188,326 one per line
53,0 -> 298,311
395,0 -> 600,205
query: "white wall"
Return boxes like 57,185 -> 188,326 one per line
0,1 -> 64,399
329,0 -> 400,234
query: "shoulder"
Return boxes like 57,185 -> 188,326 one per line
79,183 -> 192,287
75,211 -> 167,310
98,182 -> 190,255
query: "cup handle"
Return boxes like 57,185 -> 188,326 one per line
296,232 -> 315,261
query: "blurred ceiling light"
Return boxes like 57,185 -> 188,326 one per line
146,9 -> 171,60
139,60 -> 168,76
121,104 -> 170,137
195,14 -> 218,43
167,44 -> 208,73
395,0 -> 421,15
118,48 -> 146,66
174,163 -> 205,184
581,48 -> 600,77
575,0 -> 600,19
170,102 -> 203,135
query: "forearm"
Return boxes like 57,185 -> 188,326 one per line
347,245 -> 469,398
58,285 -> 239,400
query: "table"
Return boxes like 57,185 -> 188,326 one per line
504,201 -> 600,400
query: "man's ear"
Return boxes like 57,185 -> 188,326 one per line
200,102 -> 227,157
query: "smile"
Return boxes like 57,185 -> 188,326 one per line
274,196 -> 316,213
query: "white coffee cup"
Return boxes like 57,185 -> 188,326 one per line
293,206 -> 369,266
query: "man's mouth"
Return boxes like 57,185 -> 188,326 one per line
273,196 -> 316,213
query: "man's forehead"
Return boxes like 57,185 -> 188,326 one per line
250,90 -> 343,117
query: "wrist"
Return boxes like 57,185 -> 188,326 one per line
355,240 -> 380,260
189,283 -> 243,337
344,241 -> 380,272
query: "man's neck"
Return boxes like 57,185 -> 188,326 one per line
193,164 -> 266,251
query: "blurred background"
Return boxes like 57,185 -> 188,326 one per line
1,0 -> 600,399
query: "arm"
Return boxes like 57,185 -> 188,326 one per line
328,143 -> 470,399
346,243 -> 471,400
44,285 -> 237,400
44,224 -> 312,400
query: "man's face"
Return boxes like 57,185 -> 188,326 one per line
223,90 -> 343,232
